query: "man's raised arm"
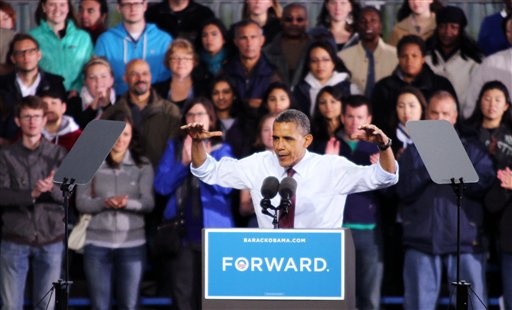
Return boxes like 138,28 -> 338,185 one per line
351,124 -> 397,174
180,123 -> 223,168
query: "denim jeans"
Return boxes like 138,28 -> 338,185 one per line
83,244 -> 146,310
403,248 -> 487,310
502,252 -> 512,310
352,229 -> 383,310
0,240 -> 63,310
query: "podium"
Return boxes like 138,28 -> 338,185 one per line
202,228 -> 356,309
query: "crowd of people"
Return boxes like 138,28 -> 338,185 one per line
0,0 -> 511,309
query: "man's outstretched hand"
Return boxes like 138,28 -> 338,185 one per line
180,123 -> 223,141
350,124 -> 390,146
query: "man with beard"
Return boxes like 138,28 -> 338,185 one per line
264,3 -> 313,89
0,33 -> 65,146
339,6 -> 398,97
41,89 -> 81,151
425,6 -> 483,120
77,0 -> 109,44
101,59 -> 181,168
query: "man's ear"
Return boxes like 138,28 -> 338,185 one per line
14,117 -> 20,128
303,133 -> 313,148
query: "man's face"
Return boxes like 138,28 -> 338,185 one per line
357,9 -> 381,42
117,0 -> 147,24
398,43 -> 425,79
282,6 -> 308,39
272,121 -> 312,168
342,105 -> 372,137
426,97 -> 458,125
124,61 -> 152,96
234,24 -> 265,60
11,39 -> 42,73
437,23 -> 461,49
15,107 -> 47,138
42,96 -> 66,125
79,0 -> 104,28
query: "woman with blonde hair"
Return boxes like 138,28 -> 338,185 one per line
154,38 -> 207,109
66,56 -> 116,128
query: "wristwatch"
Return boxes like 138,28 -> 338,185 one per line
378,138 -> 392,151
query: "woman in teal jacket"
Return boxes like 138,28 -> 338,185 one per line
30,0 -> 93,93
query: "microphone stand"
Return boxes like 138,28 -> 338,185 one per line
260,198 -> 280,229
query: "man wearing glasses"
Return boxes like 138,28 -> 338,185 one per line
0,33 -> 66,146
0,95 -> 67,309
95,0 -> 173,95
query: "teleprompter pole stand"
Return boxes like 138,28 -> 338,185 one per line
450,177 -> 471,310
54,177 -> 76,310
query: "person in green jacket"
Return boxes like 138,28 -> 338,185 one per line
30,0 -> 94,94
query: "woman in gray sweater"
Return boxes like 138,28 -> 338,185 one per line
76,111 -> 154,310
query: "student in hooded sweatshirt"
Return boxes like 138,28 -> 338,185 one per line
95,0 -> 172,95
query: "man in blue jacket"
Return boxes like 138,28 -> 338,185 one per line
95,0 -> 172,95
397,91 -> 495,309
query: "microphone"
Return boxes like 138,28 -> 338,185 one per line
261,176 -> 279,199
278,177 -> 297,215
260,176 -> 279,217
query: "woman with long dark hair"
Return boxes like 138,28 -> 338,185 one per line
76,111 -> 154,309
293,40 -> 359,117
389,0 -> 443,46
467,81 -> 512,310
154,97 -> 234,310
311,0 -> 360,52
310,85 -> 345,153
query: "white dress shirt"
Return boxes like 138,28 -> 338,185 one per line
191,150 -> 398,228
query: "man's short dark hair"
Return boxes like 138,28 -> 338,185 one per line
358,6 -> 382,23
283,3 -> 307,17
15,96 -> 48,118
38,89 -> 66,104
397,35 -> 427,56
275,109 -> 310,135
81,0 -> 109,16
232,19 -> 263,39
8,33 -> 40,60
342,95 -> 372,115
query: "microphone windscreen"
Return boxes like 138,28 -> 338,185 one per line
279,176 -> 297,198
260,176 -> 280,199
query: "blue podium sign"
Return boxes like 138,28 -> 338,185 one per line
204,229 -> 345,300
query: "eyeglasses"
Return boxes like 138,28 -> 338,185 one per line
19,114 -> 44,122
185,112 -> 208,118
170,56 -> 194,63
13,48 -> 38,58
284,17 -> 305,23
119,1 -> 145,9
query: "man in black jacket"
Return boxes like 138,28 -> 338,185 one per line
145,0 -> 214,42
370,35 -> 457,135
0,33 -> 65,145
